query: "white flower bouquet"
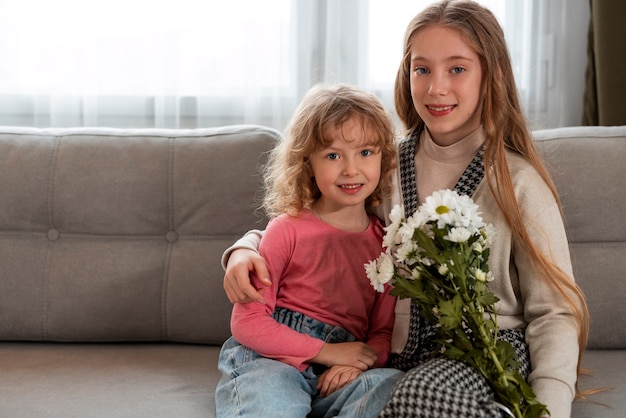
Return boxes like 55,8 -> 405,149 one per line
365,189 -> 548,418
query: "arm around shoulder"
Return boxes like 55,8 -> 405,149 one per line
222,229 -> 270,304
220,229 -> 265,270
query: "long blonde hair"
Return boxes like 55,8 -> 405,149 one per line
263,83 -> 397,218
394,0 -> 589,394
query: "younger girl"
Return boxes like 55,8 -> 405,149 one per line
222,2 -> 589,417
215,84 -> 402,418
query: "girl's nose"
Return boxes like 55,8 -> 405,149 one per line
342,158 -> 358,176
428,73 -> 448,96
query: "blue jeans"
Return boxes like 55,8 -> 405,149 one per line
215,308 -> 404,418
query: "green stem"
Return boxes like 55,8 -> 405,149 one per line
462,297 -> 506,379
461,297 -> 527,418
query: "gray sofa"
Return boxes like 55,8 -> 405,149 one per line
0,124 -> 623,417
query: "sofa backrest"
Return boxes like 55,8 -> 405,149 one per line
0,125 -> 280,344
534,125 -> 626,349
1,124 -> 623,350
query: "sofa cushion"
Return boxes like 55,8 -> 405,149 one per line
0,342 -> 220,417
534,125 -> 626,349
572,349 -> 626,417
0,125 -> 280,344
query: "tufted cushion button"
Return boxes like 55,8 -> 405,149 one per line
166,231 -> 179,243
47,229 -> 60,241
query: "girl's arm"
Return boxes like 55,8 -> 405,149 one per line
230,294 -> 325,370
221,230 -> 271,304
363,286 -> 396,368
517,198 -> 580,418
231,272 -> 378,372
220,230 -> 264,269
228,223 -> 326,369
509,160 -> 580,418
229,221 -> 378,371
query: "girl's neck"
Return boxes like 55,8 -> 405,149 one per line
310,202 -> 370,233
426,124 -> 482,147
422,125 -> 485,162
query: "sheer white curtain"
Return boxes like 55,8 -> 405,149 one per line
0,0 -> 294,129
0,0 -> 588,131
497,0 -> 590,129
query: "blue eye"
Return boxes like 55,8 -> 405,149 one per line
360,149 -> 373,157
326,153 -> 339,160
451,67 -> 465,74
414,67 -> 429,75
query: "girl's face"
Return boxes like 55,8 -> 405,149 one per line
309,116 -> 382,213
409,25 -> 483,146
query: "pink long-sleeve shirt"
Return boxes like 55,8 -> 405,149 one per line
230,210 -> 396,371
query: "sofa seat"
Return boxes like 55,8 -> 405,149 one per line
0,343 -> 622,417
573,350 -> 626,417
0,342 -> 222,418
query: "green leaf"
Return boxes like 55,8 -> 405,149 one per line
495,339 -> 519,370
477,290 -> 500,306
390,276 -> 431,304
438,294 -> 463,330
451,327 -> 474,351
442,345 -> 466,360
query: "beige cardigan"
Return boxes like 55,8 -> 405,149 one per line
381,148 -> 579,418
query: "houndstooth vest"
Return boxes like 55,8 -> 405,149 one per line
392,127 -> 486,371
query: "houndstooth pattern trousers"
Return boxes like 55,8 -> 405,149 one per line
379,304 -> 529,418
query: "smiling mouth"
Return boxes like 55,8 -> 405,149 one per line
427,105 -> 455,112
340,184 -> 363,189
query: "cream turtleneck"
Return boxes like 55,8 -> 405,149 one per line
415,126 -> 485,204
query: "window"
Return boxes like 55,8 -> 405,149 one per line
0,0 -> 588,130
0,0 -> 295,128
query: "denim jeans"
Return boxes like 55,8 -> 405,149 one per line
216,308 -> 404,418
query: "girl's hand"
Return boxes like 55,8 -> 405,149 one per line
223,249 -> 271,304
310,342 -> 377,371
317,365 -> 363,397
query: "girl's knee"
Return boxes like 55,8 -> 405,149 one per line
361,368 -> 405,390
217,360 -> 313,417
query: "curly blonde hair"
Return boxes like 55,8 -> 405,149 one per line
394,0 -> 590,395
263,83 -> 397,218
